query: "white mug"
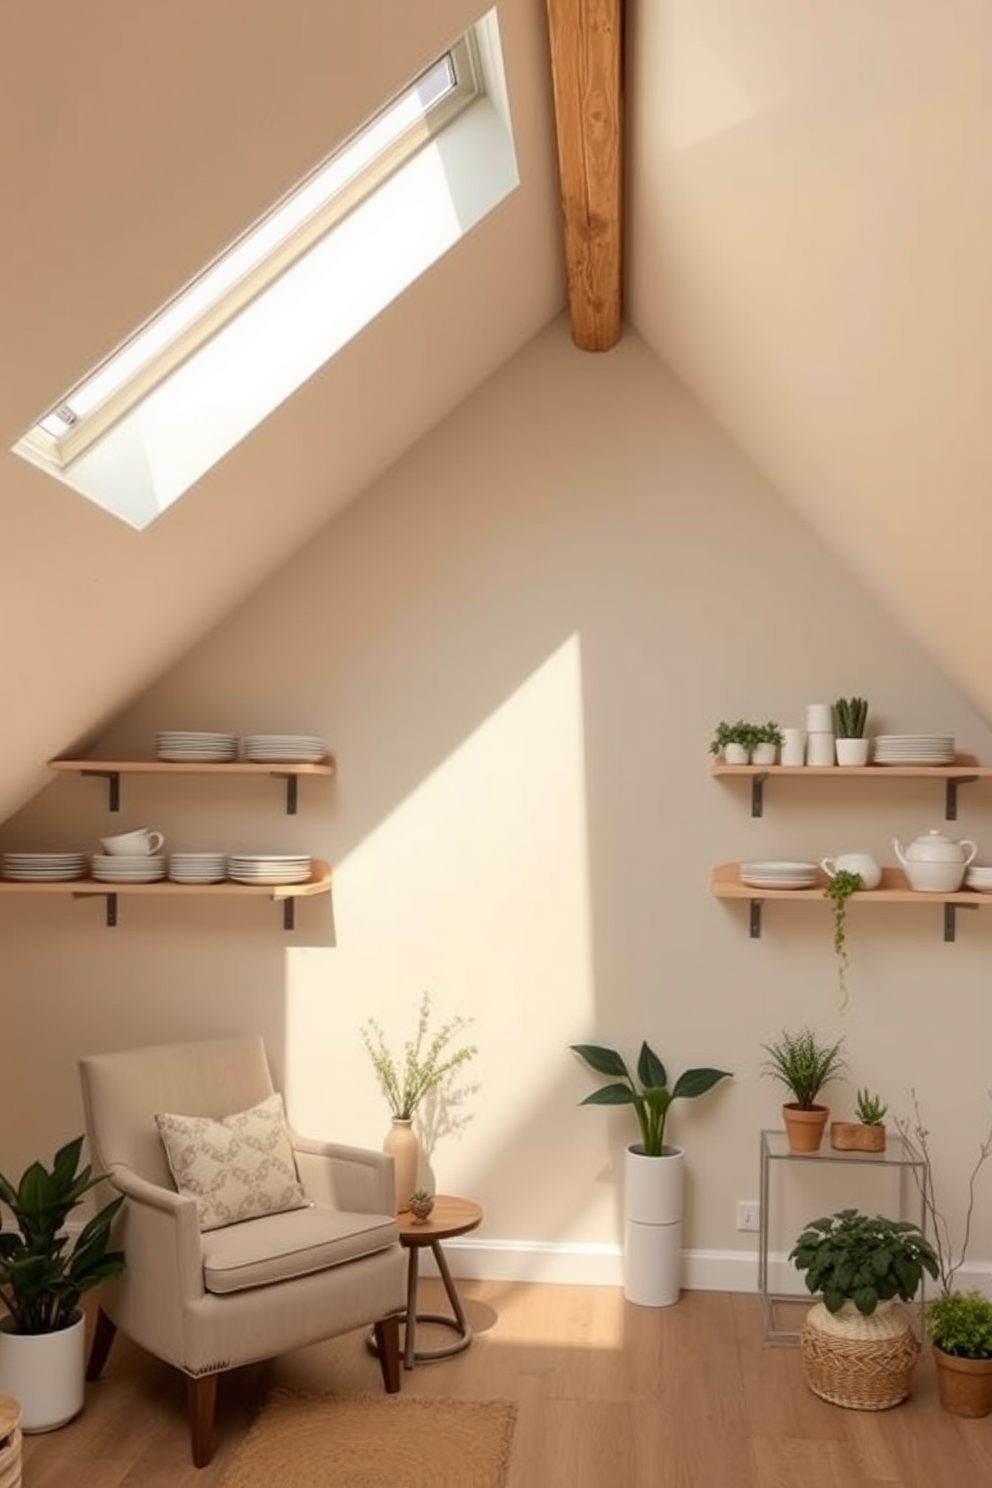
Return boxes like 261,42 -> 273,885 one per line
820,853 -> 882,890
100,828 -> 165,856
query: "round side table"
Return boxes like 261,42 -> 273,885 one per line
370,1194 -> 482,1371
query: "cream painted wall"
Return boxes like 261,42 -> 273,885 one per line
3,318 -> 992,1276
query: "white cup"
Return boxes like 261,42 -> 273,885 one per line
806,732 -> 836,767
100,828 -> 165,856
806,703 -> 834,732
780,727 -> 806,766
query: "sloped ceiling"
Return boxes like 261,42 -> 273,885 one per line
2,0 -> 991,824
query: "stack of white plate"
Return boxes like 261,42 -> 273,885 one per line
2,851 -> 88,882
873,734 -> 955,765
739,860 -> 819,889
155,731 -> 239,762
91,854 -> 167,883
227,854 -> 313,885
241,734 -> 328,764
965,866 -> 992,894
168,853 -> 228,884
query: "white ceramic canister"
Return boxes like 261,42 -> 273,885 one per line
780,727 -> 806,766
806,732 -> 835,767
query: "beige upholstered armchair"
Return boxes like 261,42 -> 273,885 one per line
79,1035 -> 406,1468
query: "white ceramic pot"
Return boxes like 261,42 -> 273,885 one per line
722,743 -> 749,764
0,1311 -> 85,1433
623,1145 -> 683,1308
835,738 -> 870,766
821,853 -> 882,890
751,743 -> 778,765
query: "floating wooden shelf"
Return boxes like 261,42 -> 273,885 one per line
710,863 -> 986,941
48,757 -> 336,814
710,759 -> 990,820
0,861 -> 332,929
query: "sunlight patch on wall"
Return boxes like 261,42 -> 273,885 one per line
281,637 -> 594,1173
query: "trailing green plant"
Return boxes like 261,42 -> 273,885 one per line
895,1088 -> 992,1295
761,1027 -> 846,1110
856,1089 -> 887,1126
361,991 -> 478,1121
832,696 -> 869,739
823,868 -> 863,1012
570,1042 -> 732,1156
924,1289 -> 992,1359
790,1208 -> 939,1316
0,1135 -> 125,1335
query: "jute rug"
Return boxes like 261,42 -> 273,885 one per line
218,1389 -> 518,1488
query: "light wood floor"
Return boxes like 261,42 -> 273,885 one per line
20,1281 -> 992,1487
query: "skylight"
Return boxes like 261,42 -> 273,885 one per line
13,10 -> 518,529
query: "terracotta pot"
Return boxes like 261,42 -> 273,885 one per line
783,1104 -> 829,1153
932,1346 -> 992,1417
830,1121 -> 886,1153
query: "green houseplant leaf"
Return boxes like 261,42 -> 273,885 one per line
790,1208 -> 938,1315
570,1041 -> 732,1156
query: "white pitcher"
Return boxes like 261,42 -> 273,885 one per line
820,853 -> 882,890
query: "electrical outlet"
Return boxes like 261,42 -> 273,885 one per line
736,1200 -> 760,1232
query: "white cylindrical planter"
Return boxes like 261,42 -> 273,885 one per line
0,1312 -> 85,1433
623,1146 -> 683,1307
835,738 -> 870,765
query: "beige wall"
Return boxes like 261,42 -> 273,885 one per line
3,319 -> 991,1279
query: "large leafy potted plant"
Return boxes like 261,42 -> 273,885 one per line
0,1136 -> 125,1431
790,1208 -> 939,1409
570,1041 -> 732,1308
761,1027 -> 846,1152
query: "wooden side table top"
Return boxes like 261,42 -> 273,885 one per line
396,1194 -> 482,1246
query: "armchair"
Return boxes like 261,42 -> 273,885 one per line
79,1035 -> 406,1467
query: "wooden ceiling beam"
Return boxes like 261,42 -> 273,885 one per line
545,0 -> 623,351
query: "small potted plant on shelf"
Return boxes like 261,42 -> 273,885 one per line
823,868 -> 864,1012
761,1027 -> 846,1152
924,1290 -> 992,1418
789,1208 -> 939,1409
751,721 -> 785,765
831,1089 -> 887,1153
709,720 -> 756,764
570,1040 -> 732,1307
832,696 -> 870,766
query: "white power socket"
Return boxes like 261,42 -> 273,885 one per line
736,1200 -> 760,1232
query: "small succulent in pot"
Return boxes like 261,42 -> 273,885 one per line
855,1089 -> 887,1126
832,696 -> 868,739
408,1188 -> 435,1223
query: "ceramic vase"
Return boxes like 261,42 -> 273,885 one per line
383,1118 -> 421,1214
623,1145 -> 683,1308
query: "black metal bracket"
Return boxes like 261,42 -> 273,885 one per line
749,900 -> 763,938
82,769 -> 122,812
271,773 -> 299,815
283,899 -> 296,930
945,776 -> 978,821
944,901 -> 978,942
750,773 -> 769,819
73,891 -> 119,926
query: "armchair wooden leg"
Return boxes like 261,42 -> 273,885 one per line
86,1306 -> 118,1382
187,1373 -> 218,1469
374,1314 -> 401,1394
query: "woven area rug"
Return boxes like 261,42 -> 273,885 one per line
219,1389 -> 518,1488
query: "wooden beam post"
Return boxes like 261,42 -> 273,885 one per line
545,0 -> 623,351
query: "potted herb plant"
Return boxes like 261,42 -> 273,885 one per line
832,696 -> 870,765
570,1041 -> 732,1307
831,1089 -> 887,1153
790,1208 -> 939,1409
709,719 -> 756,764
0,1136 -> 125,1432
361,991 -> 477,1213
751,720 -> 785,764
924,1290 -> 992,1417
761,1027 -> 846,1152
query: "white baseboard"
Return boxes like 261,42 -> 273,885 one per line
426,1238 -> 992,1296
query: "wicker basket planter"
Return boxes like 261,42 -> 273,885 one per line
800,1299 -> 920,1410
0,1394 -> 21,1488
830,1121 -> 885,1153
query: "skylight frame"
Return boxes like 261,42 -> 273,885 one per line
19,33 -> 482,473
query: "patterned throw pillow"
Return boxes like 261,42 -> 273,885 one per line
155,1092 -> 309,1232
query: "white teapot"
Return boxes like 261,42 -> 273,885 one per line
891,829 -> 977,893
820,853 -> 882,890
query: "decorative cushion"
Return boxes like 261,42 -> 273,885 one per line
155,1092 -> 309,1231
